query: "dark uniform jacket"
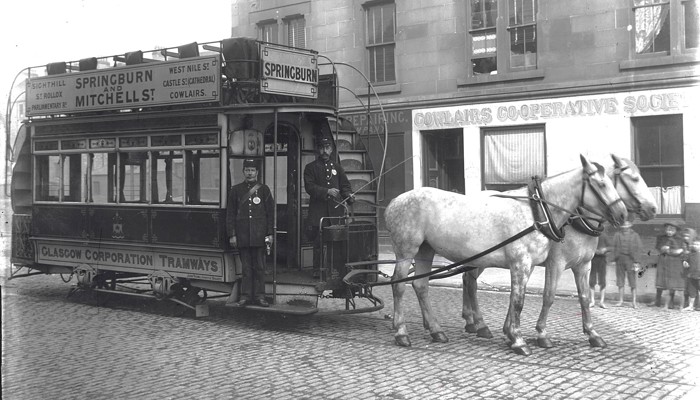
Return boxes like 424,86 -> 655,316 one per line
303,157 -> 352,227
226,181 -> 274,247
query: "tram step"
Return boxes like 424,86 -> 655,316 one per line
241,303 -> 319,315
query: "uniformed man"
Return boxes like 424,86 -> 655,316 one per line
226,159 -> 274,307
303,136 -> 353,278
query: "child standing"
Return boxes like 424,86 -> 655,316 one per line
654,222 -> 685,309
612,220 -> 643,308
681,227 -> 699,312
589,225 -> 611,308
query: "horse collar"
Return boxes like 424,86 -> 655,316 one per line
528,177 -> 566,242
568,207 -> 604,237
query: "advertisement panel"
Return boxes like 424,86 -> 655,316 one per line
26,55 -> 220,116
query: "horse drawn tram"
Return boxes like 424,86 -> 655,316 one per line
9,38 -> 385,316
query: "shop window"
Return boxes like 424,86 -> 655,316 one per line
631,0 -> 698,59
468,0 -> 538,76
633,114 -> 684,215
365,1 -> 396,84
482,126 -> 545,191
286,15 -> 306,48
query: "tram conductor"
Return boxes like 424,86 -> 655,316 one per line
303,136 -> 353,278
227,159 -> 274,307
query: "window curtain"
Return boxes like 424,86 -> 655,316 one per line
635,1 -> 670,54
483,128 -> 544,184
647,186 -> 682,214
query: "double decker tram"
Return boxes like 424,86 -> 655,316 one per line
9,38 -> 384,316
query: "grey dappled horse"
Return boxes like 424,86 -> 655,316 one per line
384,155 -> 628,355
462,154 -> 657,352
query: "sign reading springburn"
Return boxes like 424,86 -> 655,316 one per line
260,44 -> 318,98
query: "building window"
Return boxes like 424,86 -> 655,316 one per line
684,0 -> 699,49
633,114 -> 684,216
469,0 -> 538,76
365,2 -> 396,84
482,126 -> 545,191
286,16 -> 306,48
259,20 -> 279,44
633,0 -> 698,57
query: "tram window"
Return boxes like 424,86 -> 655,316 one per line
152,150 -> 184,204
62,154 -> 88,202
264,156 -> 287,204
185,149 -> 220,205
89,153 -> 117,203
119,152 -> 148,203
35,155 -> 61,201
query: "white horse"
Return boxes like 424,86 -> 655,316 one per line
384,155 -> 628,355
461,154 -> 657,351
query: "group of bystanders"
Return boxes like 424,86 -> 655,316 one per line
589,220 -> 700,311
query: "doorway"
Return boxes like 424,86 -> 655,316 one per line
422,129 -> 464,193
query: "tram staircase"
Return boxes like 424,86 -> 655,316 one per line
10,125 -> 34,263
331,117 -> 378,224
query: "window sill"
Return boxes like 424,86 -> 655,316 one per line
620,53 -> 700,70
355,83 -> 401,96
457,69 -> 545,87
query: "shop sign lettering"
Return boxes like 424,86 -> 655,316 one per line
414,91 -> 687,129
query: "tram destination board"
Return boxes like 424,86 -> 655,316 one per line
260,44 -> 318,98
26,55 -> 221,116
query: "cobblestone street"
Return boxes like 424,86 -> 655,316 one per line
2,270 -> 699,400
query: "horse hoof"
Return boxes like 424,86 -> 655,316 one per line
476,327 -> 493,339
464,324 -> 478,333
589,336 -> 607,348
431,332 -> 449,343
512,344 -> 533,356
395,335 -> 412,347
537,337 -> 554,348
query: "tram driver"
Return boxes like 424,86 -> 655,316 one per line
227,158 -> 274,307
303,136 -> 354,279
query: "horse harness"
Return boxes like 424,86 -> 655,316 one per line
344,171 -> 622,288
569,164 -> 641,237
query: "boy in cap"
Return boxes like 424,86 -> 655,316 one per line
303,136 -> 353,279
652,222 -> 685,309
612,220 -> 643,308
589,224 -> 612,308
226,159 -> 274,307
